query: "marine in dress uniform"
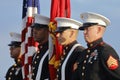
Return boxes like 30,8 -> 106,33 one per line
5,32 -> 23,80
71,12 -> 120,80
55,17 -> 85,80
31,14 -> 50,80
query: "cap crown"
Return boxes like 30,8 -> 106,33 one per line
10,32 -> 21,42
80,12 -> 110,27
34,14 -> 50,25
55,17 -> 82,29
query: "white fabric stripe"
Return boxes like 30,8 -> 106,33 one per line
29,65 -> 32,79
48,35 -> 54,60
25,53 -> 28,64
27,7 -> 33,17
22,67 -> 25,79
27,27 -> 32,38
61,44 -> 81,80
21,42 -> 25,54
25,32 -> 28,44
25,47 -> 35,64
24,27 -> 32,44
24,46 -> 37,63
27,46 -> 37,56
35,50 -> 49,80
24,36 -> 28,44
33,7 -> 38,14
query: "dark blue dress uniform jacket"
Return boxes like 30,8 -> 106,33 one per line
57,41 -> 85,80
5,60 -> 23,80
71,38 -> 120,80
32,42 -> 50,80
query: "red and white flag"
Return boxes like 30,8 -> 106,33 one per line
21,0 -> 40,80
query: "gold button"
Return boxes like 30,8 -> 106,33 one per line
9,72 -> 12,75
13,64 -> 17,66
8,77 -> 11,80
32,73 -> 34,76
37,56 -> 39,59
57,69 -> 59,72
18,59 -> 21,62
66,47 -> 68,49
56,74 -> 59,78
84,60 -> 86,63
87,50 -> 90,53
90,62 -> 93,64
90,44 -> 93,47
82,72 -> 84,76
82,66 -> 85,70
59,63 -> 61,66
11,68 -> 14,70
86,55 -> 89,58
34,61 -> 37,64
37,50 -> 40,53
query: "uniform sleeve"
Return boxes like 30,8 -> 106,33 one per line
100,45 -> 120,79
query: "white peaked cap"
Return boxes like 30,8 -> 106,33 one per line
34,14 -> 50,25
55,17 -> 82,29
80,12 -> 110,27
10,32 -> 21,42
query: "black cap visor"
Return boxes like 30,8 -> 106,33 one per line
31,23 -> 48,29
8,41 -> 21,47
79,23 -> 98,30
55,27 -> 71,33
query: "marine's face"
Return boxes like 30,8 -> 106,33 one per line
56,29 -> 71,46
33,28 -> 48,43
83,25 -> 98,43
9,46 -> 21,59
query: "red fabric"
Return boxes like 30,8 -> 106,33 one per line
55,38 -> 62,61
24,64 -> 29,76
65,0 -> 71,18
21,28 -> 27,42
28,57 -> 32,64
109,64 -> 118,70
50,0 -> 59,22
49,65 -> 57,80
60,0 -> 65,17
21,54 -> 25,66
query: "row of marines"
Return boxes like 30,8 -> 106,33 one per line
5,12 -> 120,80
